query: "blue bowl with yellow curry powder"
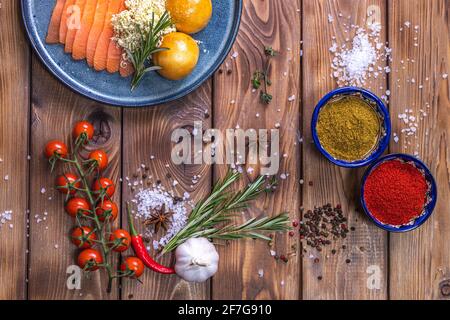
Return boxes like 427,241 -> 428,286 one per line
311,87 -> 391,168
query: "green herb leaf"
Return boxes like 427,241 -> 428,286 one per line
260,92 -> 273,104
161,170 -> 290,254
252,71 -> 263,89
129,11 -> 172,91
251,46 -> 278,105
264,46 -> 278,57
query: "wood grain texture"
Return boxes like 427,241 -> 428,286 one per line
212,0 -> 301,300
28,57 -> 121,300
121,83 -> 212,300
1,0 -> 449,300
302,0 -> 388,300
0,0 -> 30,300
388,0 -> 450,300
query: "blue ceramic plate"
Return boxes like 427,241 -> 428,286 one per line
21,0 -> 242,107
311,87 -> 391,168
360,154 -> 438,232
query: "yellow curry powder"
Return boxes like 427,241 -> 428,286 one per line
316,95 -> 381,161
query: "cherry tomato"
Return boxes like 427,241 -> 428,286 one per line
44,140 -> 68,159
73,121 -> 94,141
55,173 -> 81,195
65,197 -> 91,218
71,226 -> 96,249
109,229 -> 131,252
89,150 -> 108,171
92,178 -> 116,198
95,200 -> 118,222
77,249 -> 103,271
120,257 -> 144,278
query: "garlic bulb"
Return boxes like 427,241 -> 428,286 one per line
174,237 -> 219,282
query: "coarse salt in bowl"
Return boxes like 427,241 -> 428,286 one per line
360,153 -> 437,232
311,87 -> 391,168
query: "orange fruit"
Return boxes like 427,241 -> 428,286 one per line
153,32 -> 200,80
166,0 -> 212,34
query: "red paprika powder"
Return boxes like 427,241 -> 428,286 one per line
363,159 -> 428,226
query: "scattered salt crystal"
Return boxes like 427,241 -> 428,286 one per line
0,210 -> 13,229
329,42 -> 338,53
40,188 -> 46,194
4,175 -> 9,181
330,23 -> 389,87
258,269 -> 264,278
443,74 -> 448,79
134,185 -> 190,250
328,14 -> 334,23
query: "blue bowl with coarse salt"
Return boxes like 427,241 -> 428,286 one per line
311,87 -> 391,168
360,153 -> 438,232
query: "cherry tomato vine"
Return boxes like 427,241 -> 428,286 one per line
45,121 -> 143,293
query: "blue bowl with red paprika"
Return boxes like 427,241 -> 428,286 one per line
311,87 -> 391,168
361,154 -> 437,232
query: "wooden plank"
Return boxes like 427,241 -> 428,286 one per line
302,0 -> 388,299
121,84 -> 212,300
28,58 -> 121,299
388,0 -> 450,300
0,0 -> 30,300
212,0 -> 301,300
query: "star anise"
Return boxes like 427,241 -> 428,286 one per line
143,204 -> 174,233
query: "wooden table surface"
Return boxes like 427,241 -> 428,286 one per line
0,0 -> 449,300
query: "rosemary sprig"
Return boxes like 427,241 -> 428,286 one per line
191,214 -> 290,241
128,11 -> 172,91
161,171 -> 289,254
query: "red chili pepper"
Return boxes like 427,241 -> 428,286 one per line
127,203 -> 175,274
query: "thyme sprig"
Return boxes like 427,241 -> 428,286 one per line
252,46 -> 278,105
128,11 -> 172,91
161,170 -> 290,254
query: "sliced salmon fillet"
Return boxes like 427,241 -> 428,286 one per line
72,0 -> 98,59
106,40 -> 122,73
59,0 -> 76,44
65,0 -> 86,53
86,0 -> 109,67
119,53 -> 134,77
105,0 -> 126,73
46,0 -> 66,44
93,0 -> 122,71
